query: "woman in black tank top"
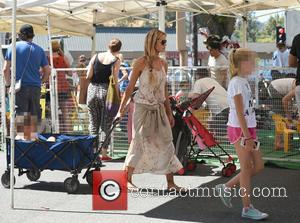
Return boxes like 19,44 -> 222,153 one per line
91,56 -> 117,84
86,38 -> 122,160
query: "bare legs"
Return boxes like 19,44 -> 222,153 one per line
224,140 -> 264,208
101,148 -> 110,158
166,173 -> 183,190
126,166 -> 138,189
59,102 -> 72,133
16,113 -> 37,141
126,166 -> 182,191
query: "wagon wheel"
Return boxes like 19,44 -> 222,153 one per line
86,170 -> 94,187
1,172 -> 16,188
26,168 -> 41,181
64,177 -> 80,194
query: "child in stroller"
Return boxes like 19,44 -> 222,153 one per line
170,87 -> 236,176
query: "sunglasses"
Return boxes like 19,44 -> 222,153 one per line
160,39 -> 167,45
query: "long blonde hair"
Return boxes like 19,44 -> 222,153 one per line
229,48 -> 256,78
144,29 -> 166,85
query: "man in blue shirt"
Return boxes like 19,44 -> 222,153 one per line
3,24 -> 51,140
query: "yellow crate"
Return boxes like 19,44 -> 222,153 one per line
192,109 -> 210,128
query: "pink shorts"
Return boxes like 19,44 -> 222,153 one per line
227,126 -> 257,144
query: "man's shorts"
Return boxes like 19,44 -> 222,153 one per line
16,85 -> 41,117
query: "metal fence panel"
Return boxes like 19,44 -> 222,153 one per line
1,66 -> 300,163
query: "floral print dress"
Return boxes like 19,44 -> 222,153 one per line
124,66 -> 183,174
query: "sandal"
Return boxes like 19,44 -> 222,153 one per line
167,185 -> 188,194
127,182 -> 139,192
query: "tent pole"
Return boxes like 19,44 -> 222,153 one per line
91,32 -> 96,56
10,0 -> 17,209
47,15 -> 58,133
242,13 -> 247,48
158,1 -> 166,32
0,44 -> 6,152
158,1 -> 166,59
176,11 -> 188,66
91,9 -> 97,56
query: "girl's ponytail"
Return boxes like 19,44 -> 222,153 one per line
229,49 -> 237,79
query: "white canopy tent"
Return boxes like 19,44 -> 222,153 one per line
1,0 -> 300,37
1,0 -> 300,209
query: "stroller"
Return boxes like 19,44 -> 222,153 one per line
170,87 -> 236,177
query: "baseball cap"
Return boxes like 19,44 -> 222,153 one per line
203,35 -> 221,50
203,35 -> 221,44
277,40 -> 286,46
19,24 -> 34,36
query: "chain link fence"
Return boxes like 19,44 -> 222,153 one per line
1,65 -> 300,164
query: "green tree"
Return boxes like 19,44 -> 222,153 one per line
196,14 -> 236,38
261,14 -> 284,41
232,12 -> 284,43
247,13 -> 260,42
232,12 -> 260,42
115,17 -> 135,27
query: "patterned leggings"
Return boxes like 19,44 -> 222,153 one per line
87,83 -> 113,149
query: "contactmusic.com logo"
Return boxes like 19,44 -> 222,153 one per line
93,170 -> 127,210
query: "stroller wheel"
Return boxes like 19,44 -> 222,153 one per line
187,161 -> 197,171
26,168 -> 41,181
221,167 -> 233,177
1,171 -> 16,188
64,177 -> 80,194
227,163 -> 237,173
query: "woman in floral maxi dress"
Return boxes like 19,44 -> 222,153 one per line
116,29 -> 184,192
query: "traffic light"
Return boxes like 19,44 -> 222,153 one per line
276,26 -> 286,44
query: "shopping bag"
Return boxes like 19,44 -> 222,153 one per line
106,75 -> 120,117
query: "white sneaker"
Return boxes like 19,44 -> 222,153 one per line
242,205 -> 268,220
215,184 -> 233,208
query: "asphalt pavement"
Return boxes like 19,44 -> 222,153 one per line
0,151 -> 299,223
